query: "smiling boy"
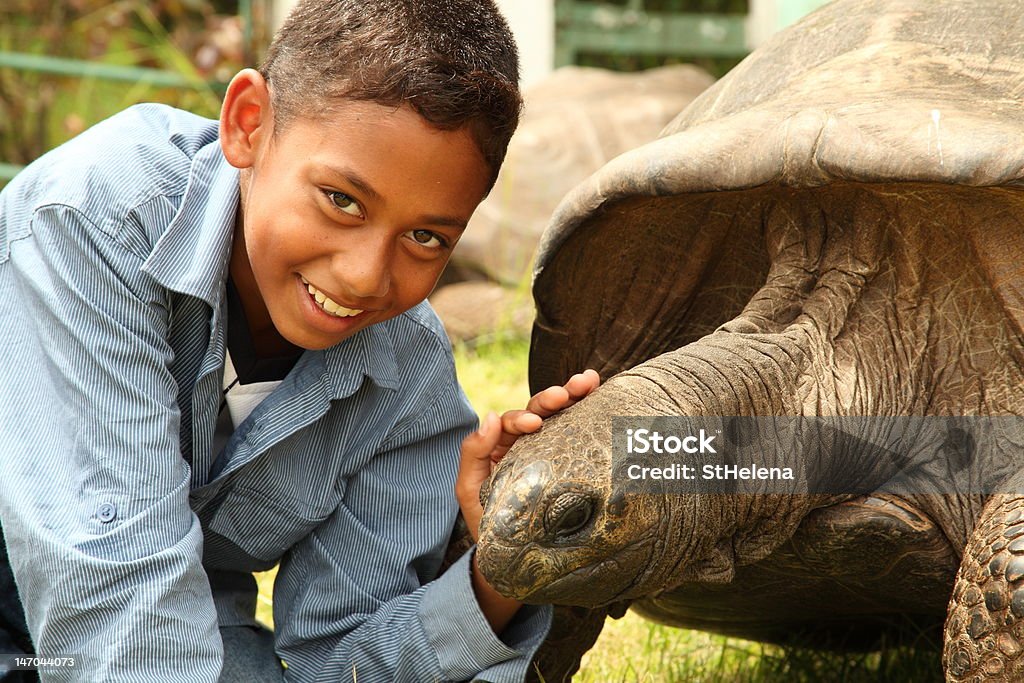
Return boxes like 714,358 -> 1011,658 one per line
226,96 -> 486,354
0,1 -> 597,681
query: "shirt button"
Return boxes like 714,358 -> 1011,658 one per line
97,502 -> 117,523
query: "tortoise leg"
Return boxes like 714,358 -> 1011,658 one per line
526,604 -> 621,683
945,491 -> 1024,680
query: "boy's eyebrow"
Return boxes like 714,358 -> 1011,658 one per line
324,165 -> 383,203
418,214 -> 469,230
321,164 -> 470,230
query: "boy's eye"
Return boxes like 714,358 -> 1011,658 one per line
408,229 -> 447,250
327,191 -> 363,218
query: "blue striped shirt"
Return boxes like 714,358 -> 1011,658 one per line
0,104 -> 549,682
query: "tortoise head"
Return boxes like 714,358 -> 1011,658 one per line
477,385 -> 704,606
476,379 -> 785,606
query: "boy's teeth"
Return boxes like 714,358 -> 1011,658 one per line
302,280 -> 363,318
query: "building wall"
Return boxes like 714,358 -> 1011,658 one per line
747,0 -> 832,47
271,0 -> 295,34
270,0 -> 554,88
494,0 -> 555,88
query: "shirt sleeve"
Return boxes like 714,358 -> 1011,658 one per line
0,204 -> 223,681
271,381 -> 552,683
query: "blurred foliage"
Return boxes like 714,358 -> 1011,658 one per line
570,0 -> 749,78
0,0 -> 271,168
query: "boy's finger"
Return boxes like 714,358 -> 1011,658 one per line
524,370 -> 600,417
460,412 -> 502,472
488,371 -> 603,468
500,410 -> 542,437
524,385 -> 570,418
492,412 -> 540,459
478,411 -> 503,449
456,412 -> 500,524
456,413 -> 501,542
564,369 -> 600,400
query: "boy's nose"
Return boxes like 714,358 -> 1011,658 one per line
335,241 -> 391,299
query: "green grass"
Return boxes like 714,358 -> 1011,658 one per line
256,336 -> 943,680
452,336 -> 533,418
576,612 -> 942,682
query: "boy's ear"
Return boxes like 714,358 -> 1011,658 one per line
220,68 -> 273,169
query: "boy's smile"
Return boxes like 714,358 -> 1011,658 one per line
220,72 -> 491,354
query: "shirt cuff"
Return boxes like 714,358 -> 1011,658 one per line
418,548 -> 552,682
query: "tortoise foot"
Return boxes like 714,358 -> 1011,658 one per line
527,604 -> 624,683
946,492 -> 1024,681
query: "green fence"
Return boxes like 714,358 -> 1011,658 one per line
554,0 -> 832,74
555,0 -> 749,68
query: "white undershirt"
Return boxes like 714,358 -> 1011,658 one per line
221,350 -> 282,428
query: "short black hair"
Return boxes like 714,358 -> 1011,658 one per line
259,0 -> 522,190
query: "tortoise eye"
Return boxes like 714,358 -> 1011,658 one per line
545,491 -> 595,539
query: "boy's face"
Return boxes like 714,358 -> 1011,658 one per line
225,89 -> 491,352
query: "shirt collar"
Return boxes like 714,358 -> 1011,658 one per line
141,140 -> 239,306
321,319 -> 400,394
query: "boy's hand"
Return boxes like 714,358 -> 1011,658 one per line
457,369 -> 600,542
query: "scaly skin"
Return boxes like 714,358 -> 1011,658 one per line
946,474 -> 1024,681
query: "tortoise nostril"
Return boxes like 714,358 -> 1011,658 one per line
544,492 -> 594,539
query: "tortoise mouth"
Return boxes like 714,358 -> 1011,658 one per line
480,535 -> 658,607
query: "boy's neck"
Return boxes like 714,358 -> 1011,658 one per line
229,212 -> 301,360
225,277 -> 303,385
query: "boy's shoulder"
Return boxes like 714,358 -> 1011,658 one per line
7,104 -> 219,229
319,300 -> 472,437
382,299 -> 455,367
365,300 -> 476,435
332,299 -> 457,393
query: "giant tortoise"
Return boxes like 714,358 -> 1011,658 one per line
473,0 -> 1024,680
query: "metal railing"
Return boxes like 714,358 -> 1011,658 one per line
0,52 -> 224,91
555,0 -> 749,67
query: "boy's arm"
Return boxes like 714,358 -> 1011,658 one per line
0,205 -> 222,681
271,373 -> 599,683
271,379 -> 544,683
457,371 -> 601,633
